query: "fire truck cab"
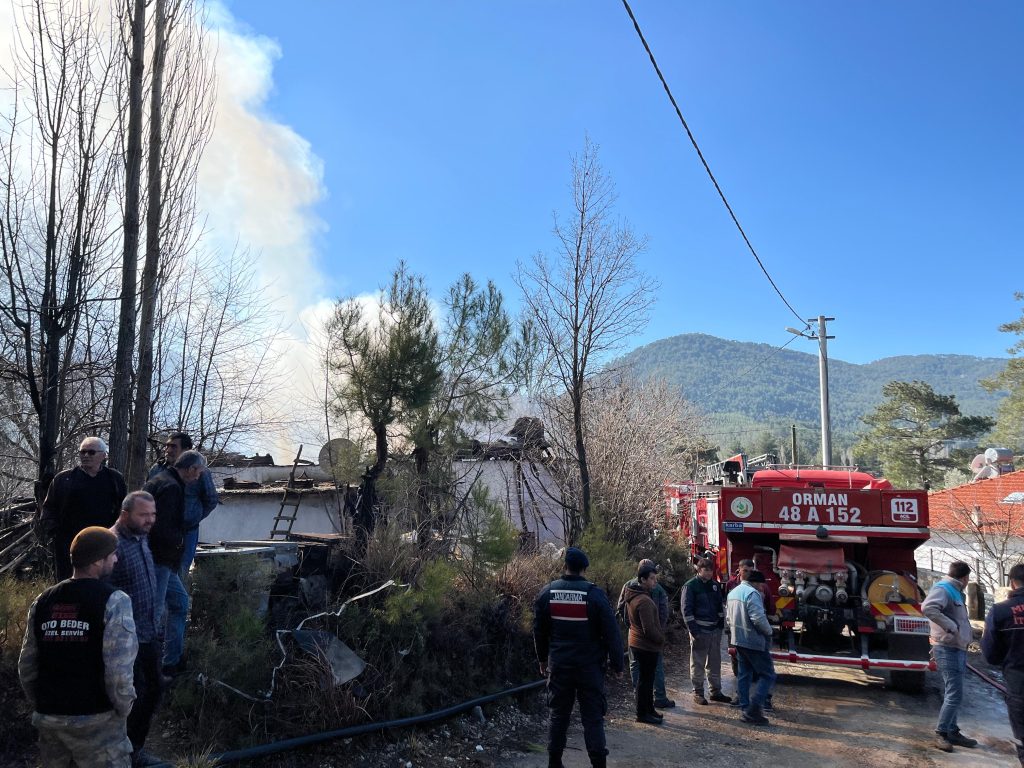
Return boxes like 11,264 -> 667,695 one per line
667,456 -> 935,692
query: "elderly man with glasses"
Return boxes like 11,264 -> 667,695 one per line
39,437 -> 128,581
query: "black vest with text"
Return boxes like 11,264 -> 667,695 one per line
32,578 -> 115,715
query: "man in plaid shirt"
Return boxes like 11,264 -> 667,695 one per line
109,491 -> 163,766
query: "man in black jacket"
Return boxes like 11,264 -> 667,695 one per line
682,558 -> 729,705
982,562 -> 1024,766
142,449 -> 206,675
534,547 -> 623,768
39,436 -> 127,580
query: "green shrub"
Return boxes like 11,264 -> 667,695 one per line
578,515 -> 634,597
384,557 -> 456,626
457,483 -> 518,589
166,554 -> 276,750
641,532 -> 695,608
0,577 -> 40,763
0,576 -> 39,660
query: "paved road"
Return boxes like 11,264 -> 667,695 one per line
498,651 -> 1018,768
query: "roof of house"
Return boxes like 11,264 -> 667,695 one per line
928,469 -> 1024,535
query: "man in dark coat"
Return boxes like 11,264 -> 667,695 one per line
982,562 -> 1024,766
39,436 -> 127,581
142,449 -> 206,675
682,558 -> 729,705
534,547 -> 623,768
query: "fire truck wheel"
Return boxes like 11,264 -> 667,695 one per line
887,634 -> 929,694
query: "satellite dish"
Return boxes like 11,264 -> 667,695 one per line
318,438 -> 363,484
970,454 -> 988,472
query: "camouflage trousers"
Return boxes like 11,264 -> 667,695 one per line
32,709 -> 132,768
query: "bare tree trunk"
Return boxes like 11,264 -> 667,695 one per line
128,0 -> 167,487
109,0 -> 146,472
571,381 -> 589,544
515,138 -> 654,543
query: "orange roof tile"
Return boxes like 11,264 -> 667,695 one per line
928,468 -> 1024,535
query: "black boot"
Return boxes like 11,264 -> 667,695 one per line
548,750 -> 565,768
588,751 -> 608,768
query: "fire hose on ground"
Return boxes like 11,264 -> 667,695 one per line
967,661 -> 1008,695
150,678 -> 547,767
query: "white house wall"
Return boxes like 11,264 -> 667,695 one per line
198,489 -> 347,543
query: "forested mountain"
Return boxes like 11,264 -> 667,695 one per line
620,333 -> 1007,453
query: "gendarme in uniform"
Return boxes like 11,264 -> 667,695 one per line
533,546 -> 623,768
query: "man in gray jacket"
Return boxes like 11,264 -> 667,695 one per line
922,561 -> 977,752
726,568 -> 776,725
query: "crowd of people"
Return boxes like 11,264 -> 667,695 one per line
19,433 -> 218,768
533,549 -> 778,768
17,437 -> 1024,768
533,548 -> 1024,768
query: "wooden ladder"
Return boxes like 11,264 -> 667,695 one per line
269,446 -> 304,539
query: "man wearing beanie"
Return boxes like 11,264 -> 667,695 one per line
534,546 -> 623,768
19,526 -> 137,767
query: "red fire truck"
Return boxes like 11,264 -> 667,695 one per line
666,455 -> 935,692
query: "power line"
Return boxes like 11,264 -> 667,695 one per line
619,0 -> 808,329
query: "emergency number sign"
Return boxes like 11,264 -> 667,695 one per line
888,497 -> 919,524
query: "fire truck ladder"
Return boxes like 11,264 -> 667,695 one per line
270,446 -> 304,540
697,453 -> 778,485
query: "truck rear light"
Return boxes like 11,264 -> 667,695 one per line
893,615 -> 930,635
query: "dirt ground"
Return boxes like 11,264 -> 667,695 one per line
264,638 -> 1019,768
489,642 -> 1019,768
8,641 -> 1020,767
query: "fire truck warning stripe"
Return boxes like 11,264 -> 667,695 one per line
775,597 -> 795,609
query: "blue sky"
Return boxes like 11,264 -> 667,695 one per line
218,1 -> 1022,366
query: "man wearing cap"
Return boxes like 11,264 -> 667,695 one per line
148,432 -> 220,577
534,547 -> 623,768
616,559 -> 674,708
622,561 -> 666,726
726,558 -> 755,595
731,570 -> 774,712
682,558 -> 730,705
39,436 -> 128,581
726,563 -> 776,725
109,491 -> 163,765
19,526 -> 137,767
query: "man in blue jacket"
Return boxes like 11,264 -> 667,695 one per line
534,547 -> 623,768
922,561 -> 977,752
726,566 -> 776,725
982,562 -> 1024,766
